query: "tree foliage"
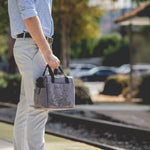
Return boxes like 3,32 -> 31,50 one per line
0,1 -> 9,62
53,0 -> 102,43
71,38 -> 99,58
131,0 -> 150,5
0,0 -> 103,70
0,0 -> 9,34
93,34 -> 129,66
0,35 -> 7,59
52,0 -> 102,68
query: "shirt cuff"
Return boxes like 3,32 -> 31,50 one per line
20,9 -> 37,20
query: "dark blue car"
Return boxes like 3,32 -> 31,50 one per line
77,67 -> 117,81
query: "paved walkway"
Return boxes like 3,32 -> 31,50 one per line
84,82 -> 104,95
0,122 -> 102,150
0,139 -> 13,150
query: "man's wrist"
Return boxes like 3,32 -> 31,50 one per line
43,48 -> 53,56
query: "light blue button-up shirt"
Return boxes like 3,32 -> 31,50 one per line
8,0 -> 54,39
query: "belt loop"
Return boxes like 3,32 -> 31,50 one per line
23,32 -> 26,40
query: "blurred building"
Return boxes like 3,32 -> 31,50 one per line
89,0 -> 136,35
115,1 -> 150,64
88,0 -> 134,10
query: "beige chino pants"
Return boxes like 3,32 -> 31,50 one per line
13,38 -> 50,150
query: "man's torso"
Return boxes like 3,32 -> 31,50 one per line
8,0 -> 54,39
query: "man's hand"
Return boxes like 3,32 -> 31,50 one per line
43,50 -> 60,72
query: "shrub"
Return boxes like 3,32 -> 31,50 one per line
0,72 -> 93,105
0,72 -> 21,104
74,78 -> 93,104
122,86 -> 140,100
138,75 -> 150,104
102,75 -> 141,100
0,71 -> 7,88
102,75 -> 129,96
93,34 -> 129,66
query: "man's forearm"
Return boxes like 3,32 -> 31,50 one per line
24,16 -> 52,56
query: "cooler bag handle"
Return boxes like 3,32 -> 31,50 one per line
42,64 -> 69,83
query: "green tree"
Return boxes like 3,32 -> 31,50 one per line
0,0 -> 102,73
0,0 -> 8,35
131,0 -> 150,5
0,0 -> 16,73
93,34 -> 129,66
53,0 -> 102,71
0,0 -> 9,59
70,38 -> 99,59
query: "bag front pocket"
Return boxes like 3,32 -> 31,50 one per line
34,87 -> 47,108
47,82 -> 75,108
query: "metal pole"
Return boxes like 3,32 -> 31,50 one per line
129,24 -> 133,101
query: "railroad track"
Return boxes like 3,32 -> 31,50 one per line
0,103 -> 149,149
46,110 -> 150,150
46,130 -> 125,150
49,111 -> 150,135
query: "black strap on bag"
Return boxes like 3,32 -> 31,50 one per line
42,64 -> 69,83
42,64 -> 54,82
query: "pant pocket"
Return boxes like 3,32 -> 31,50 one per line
13,39 -> 39,62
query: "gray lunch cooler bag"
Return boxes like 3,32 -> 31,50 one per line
34,65 -> 75,110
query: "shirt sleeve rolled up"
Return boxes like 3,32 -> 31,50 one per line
17,0 -> 37,20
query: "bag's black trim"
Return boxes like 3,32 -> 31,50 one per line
43,64 -> 69,83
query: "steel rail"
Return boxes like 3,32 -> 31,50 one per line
49,111 -> 150,136
46,130 -> 126,150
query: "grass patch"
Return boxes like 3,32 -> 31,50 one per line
0,122 -> 100,150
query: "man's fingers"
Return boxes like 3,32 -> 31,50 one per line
50,63 -> 59,73
47,54 -> 60,71
51,68 -> 54,73
58,60 -> 60,65
55,60 -> 60,68
55,61 -> 60,69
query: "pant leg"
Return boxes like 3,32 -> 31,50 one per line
13,77 -> 28,150
13,38 -> 49,150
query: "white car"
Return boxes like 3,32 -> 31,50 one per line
70,64 -> 97,77
117,64 -> 150,77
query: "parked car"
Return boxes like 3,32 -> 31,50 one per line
77,66 -> 117,81
133,64 -> 150,77
70,63 -> 97,77
117,64 -> 150,77
117,64 -> 130,75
